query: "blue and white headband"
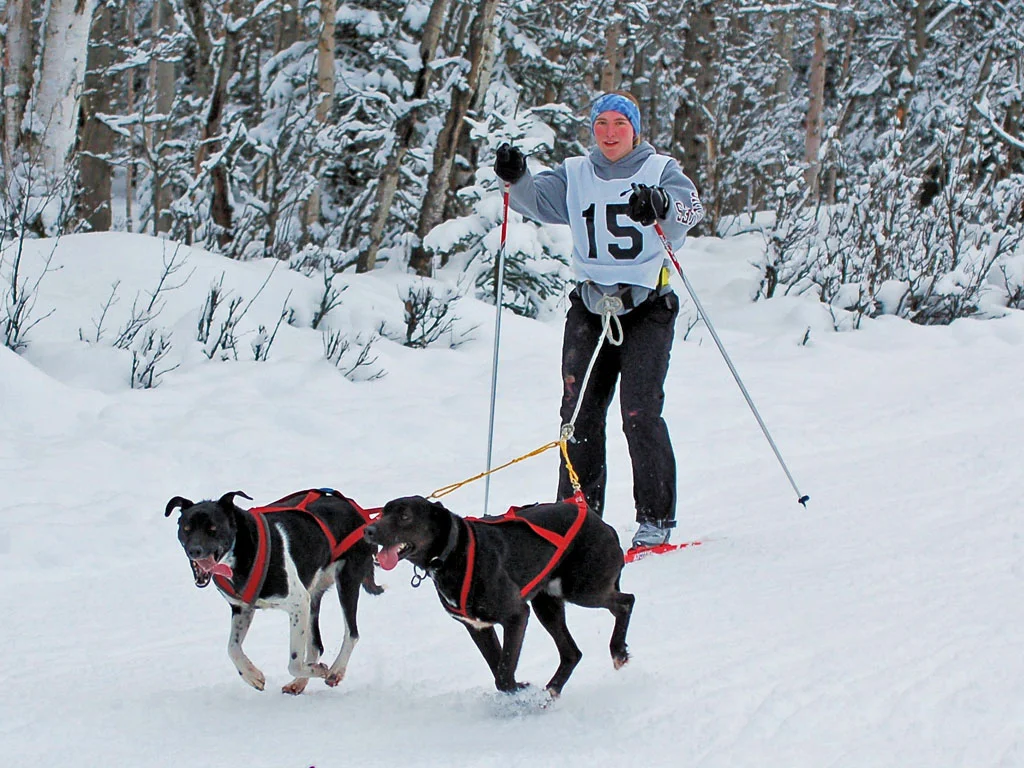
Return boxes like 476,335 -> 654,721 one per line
590,93 -> 641,138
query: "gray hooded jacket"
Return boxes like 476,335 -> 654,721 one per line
506,142 -> 704,312
507,142 -> 703,249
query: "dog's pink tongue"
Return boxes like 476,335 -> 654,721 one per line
376,545 -> 402,571
195,557 -> 233,578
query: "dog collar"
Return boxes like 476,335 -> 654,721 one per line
215,512 -> 272,604
427,516 -> 461,572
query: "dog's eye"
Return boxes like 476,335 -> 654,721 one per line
208,525 -> 217,534
400,510 -> 412,523
182,524 -> 191,532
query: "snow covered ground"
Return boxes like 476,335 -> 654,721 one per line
2,231 -> 1022,767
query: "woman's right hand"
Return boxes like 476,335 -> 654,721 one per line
494,143 -> 527,184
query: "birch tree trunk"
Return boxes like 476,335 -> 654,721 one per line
196,0 -> 244,248
2,0 -> 33,169
302,0 -> 337,242
823,9 -> 858,205
675,1 -> 715,209
409,0 -> 501,277
124,0 -> 137,231
182,0 -> 214,101
356,0 -> 453,273
897,0 -> 930,128
149,0 -> 177,233
29,0 -> 100,175
600,9 -> 623,93
772,14 -> 793,99
445,2 -> 499,220
78,3 -> 115,231
805,9 -> 828,198
275,0 -> 301,53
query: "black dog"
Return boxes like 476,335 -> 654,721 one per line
364,494 -> 634,697
165,488 -> 382,694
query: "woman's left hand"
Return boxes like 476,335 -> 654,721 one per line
626,184 -> 670,226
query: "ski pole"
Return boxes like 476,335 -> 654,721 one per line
483,181 -> 511,514
653,220 -> 809,507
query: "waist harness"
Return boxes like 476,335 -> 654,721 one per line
214,488 -> 378,605
579,264 -> 672,315
442,490 -> 589,619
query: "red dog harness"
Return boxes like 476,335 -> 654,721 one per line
214,489 -> 379,605
443,491 -> 589,619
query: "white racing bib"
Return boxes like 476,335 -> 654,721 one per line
564,154 -> 672,289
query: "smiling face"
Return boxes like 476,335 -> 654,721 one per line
363,496 -> 451,571
176,503 -> 237,586
593,110 -> 636,162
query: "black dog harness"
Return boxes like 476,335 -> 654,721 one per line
214,488 -> 378,605
433,491 -> 589,620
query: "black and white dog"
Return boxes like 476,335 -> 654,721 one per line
364,494 -> 634,697
165,488 -> 382,694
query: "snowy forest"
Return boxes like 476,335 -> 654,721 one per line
2,0 -> 1023,333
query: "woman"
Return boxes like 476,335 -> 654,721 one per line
492,91 -> 704,549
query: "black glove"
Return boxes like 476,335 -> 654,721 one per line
494,143 -> 527,184
627,183 -> 670,226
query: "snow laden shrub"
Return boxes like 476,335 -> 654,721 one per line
425,106 -> 570,319
758,163 -> 823,301
195,272 -> 284,361
426,187 -> 569,319
0,151 -> 80,350
251,296 -> 293,362
0,149 -> 80,239
196,276 -> 244,360
130,328 -> 178,389
290,245 -> 348,330
79,246 -> 191,387
983,177 -> 1024,310
1,237 -> 58,352
761,119 -> 1024,326
393,280 -> 475,350
165,36 -> 382,260
473,204 -> 570,321
869,117 -> 1022,323
168,99 -> 325,259
813,127 -> 926,324
322,329 -> 385,381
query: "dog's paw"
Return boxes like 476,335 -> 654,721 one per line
362,574 -> 385,595
241,668 -> 266,691
487,685 -> 554,717
612,649 -> 630,670
496,679 -> 529,694
324,668 -> 346,687
281,678 -> 310,695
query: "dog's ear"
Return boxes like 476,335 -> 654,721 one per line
217,491 -> 253,510
428,498 -> 451,516
165,496 -> 193,517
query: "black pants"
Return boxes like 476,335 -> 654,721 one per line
556,287 -> 679,523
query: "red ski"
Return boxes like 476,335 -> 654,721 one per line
624,539 -> 702,564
